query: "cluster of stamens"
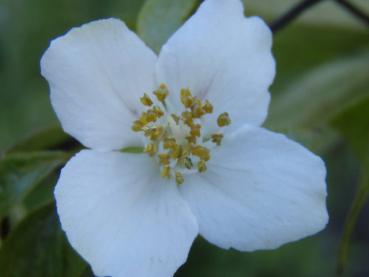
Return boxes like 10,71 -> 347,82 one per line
131,84 -> 231,185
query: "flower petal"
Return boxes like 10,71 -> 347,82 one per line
180,125 -> 328,251
55,150 -> 198,277
156,0 -> 275,128
41,19 -> 157,151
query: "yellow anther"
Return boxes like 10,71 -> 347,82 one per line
171,114 -> 180,124
140,93 -> 153,106
181,111 -> 193,126
158,153 -> 170,165
192,100 -> 205,118
132,84 -> 229,184
211,133 -> 224,146
147,110 -> 158,122
145,126 -> 164,140
152,106 -> 164,117
171,145 -> 182,159
140,111 -> 156,124
180,89 -> 194,108
154,84 -> 169,102
191,145 -> 210,161
184,157 -> 193,169
202,100 -> 213,114
197,160 -> 207,173
164,137 -> 177,149
190,124 -> 201,138
161,166 -> 171,178
131,120 -> 144,132
186,136 -> 197,144
217,112 -> 231,127
175,172 -> 184,185
144,143 -> 157,156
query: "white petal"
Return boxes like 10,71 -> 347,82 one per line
55,150 -> 198,277
156,0 -> 275,129
180,125 -> 328,251
41,19 -> 157,151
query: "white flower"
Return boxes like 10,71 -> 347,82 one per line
40,0 -> 328,276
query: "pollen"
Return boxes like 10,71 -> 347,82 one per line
131,84 -> 231,185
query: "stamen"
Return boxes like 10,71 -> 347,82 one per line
175,172 -> 184,185
190,124 -> 201,138
191,145 -> 210,161
184,157 -> 193,169
181,111 -> 193,126
186,136 -> 197,144
163,137 -> 177,149
132,84 -> 231,185
202,100 -> 213,114
171,145 -> 182,159
197,160 -> 207,173
211,133 -> 223,146
132,120 -> 144,132
140,110 -> 157,123
152,106 -> 164,117
145,126 -> 164,140
154,84 -> 169,103
158,153 -> 170,165
144,143 -> 157,156
140,93 -> 153,106
171,114 -> 180,124
161,166 -> 171,178
180,89 -> 194,108
217,112 -> 231,127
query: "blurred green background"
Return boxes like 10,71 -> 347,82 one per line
0,0 -> 368,276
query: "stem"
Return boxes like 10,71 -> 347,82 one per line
335,0 -> 369,26
269,0 -> 324,33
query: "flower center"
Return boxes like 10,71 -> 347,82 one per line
131,84 -> 231,185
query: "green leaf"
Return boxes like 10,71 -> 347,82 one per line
332,95 -> 369,162
332,95 -> 369,274
137,0 -> 199,52
177,237 -> 331,277
255,3 -> 369,154
110,0 -> 147,30
0,151 -> 69,218
264,50 -> 369,154
5,125 -> 72,153
337,171 -> 369,275
266,50 -> 369,130
0,204 -> 87,277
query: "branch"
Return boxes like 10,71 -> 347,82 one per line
269,0 -> 324,33
335,0 -> 369,27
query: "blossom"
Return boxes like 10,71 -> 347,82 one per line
40,0 -> 328,276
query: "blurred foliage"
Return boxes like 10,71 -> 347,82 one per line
137,0 -> 199,52
0,0 -> 368,276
